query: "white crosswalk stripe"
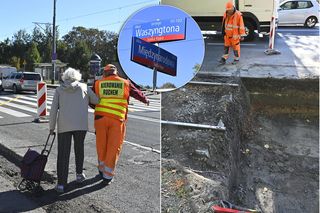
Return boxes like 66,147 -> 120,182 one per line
0,92 -> 160,118
0,106 -> 30,117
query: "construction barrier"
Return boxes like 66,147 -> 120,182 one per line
34,82 -> 48,123
265,1 -> 281,55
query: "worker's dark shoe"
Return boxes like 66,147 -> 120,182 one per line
54,184 -> 64,193
218,58 -> 226,65
76,173 -> 86,183
101,178 -> 113,185
232,59 -> 239,65
98,170 -> 103,178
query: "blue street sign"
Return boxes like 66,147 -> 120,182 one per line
133,18 -> 186,43
131,37 -> 177,76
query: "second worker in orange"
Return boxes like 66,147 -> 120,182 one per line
219,1 -> 246,65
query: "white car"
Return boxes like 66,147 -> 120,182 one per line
278,0 -> 319,28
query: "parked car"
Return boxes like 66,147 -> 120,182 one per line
2,72 -> 42,93
278,0 -> 319,28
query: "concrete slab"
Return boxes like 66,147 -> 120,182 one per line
200,28 -> 320,79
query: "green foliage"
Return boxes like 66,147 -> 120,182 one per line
68,41 -> 90,80
26,42 -> 41,70
0,26 -> 118,75
10,56 -> 21,70
160,82 -> 176,89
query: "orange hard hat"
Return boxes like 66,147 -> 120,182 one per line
226,1 -> 234,10
104,64 -> 117,72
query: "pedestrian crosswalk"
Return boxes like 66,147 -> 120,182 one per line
0,90 -> 160,119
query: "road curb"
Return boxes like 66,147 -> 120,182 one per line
46,84 -> 59,89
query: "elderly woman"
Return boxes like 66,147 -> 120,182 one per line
49,68 -> 99,193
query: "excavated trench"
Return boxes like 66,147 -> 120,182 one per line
161,76 -> 319,213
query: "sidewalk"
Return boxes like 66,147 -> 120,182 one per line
200,33 -> 319,79
0,121 -> 160,212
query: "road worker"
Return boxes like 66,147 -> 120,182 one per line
94,64 -> 149,184
219,1 -> 246,65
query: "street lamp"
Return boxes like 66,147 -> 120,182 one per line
51,0 -> 57,85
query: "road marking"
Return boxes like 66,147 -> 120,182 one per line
18,96 -> 53,105
207,43 -> 257,46
128,104 -> 160,111
277,29 -> 319,32
0,95 -> 160,118
0,96 -> 38,107
0,96 -> 21,106
128,114 -> 160,123
124,140 -> 160,154
0,106 -> 30,117
88,131 -> 160,154
0,102 -> 37,114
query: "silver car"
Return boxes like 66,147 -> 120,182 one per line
278,0 -> 319,28
2,72 -> 42,93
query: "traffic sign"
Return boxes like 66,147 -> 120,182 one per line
133,18 -> 186,43
131,37 -> 177,76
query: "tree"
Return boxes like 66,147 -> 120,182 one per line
160,82 -> 176,89
67,41 -> 90,81
0,38 -> 12,64
26,42 -> 41,71
12,30 -> 31,68
62,27 -> 118,65
10,56 -> 21,70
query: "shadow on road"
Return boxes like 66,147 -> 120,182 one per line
0,175 -> 108,212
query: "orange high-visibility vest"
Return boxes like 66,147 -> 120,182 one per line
94,75 -> 130,120
223,11 -> 246,40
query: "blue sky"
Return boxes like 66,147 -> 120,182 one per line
118,5 -> 205,88
0,0 -> 159,41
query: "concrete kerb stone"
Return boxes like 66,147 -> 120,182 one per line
199,63 -> 320,80
46,84 -> 59,89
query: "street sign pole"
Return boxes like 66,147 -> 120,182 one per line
152,67 -> 157,92
152,42 -> 160,92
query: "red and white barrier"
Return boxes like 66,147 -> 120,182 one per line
268,16 -> 276,50
265,0 -> 281,55
34,82 -> 48,123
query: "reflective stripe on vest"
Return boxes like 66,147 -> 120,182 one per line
95,106 -> 126,119
95,79 -> 128,119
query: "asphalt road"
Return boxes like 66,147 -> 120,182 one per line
200,26 -> 320,79
0,88 -> 160,212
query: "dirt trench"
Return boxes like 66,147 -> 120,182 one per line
161,76 -> 319,213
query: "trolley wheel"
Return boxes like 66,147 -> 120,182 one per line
25,181 -> 36,191
17,179 -> 27,191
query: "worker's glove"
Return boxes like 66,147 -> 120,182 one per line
240,36 -> 245,41
146,100 -> 150,106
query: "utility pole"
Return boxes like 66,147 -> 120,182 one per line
51,0 -> 57,84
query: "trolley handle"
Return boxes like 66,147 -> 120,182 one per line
41,132 -> 56,156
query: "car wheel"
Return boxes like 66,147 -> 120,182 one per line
244,21 -> 255,42
12,85 -> 18,94
305,16 -> 317,28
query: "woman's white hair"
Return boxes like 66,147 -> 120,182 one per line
62,67 -> 82,82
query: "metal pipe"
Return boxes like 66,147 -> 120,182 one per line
161,120 -> 226,131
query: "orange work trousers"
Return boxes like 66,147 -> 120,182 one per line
222,35 -> 241,60
94,115 -> 126,180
